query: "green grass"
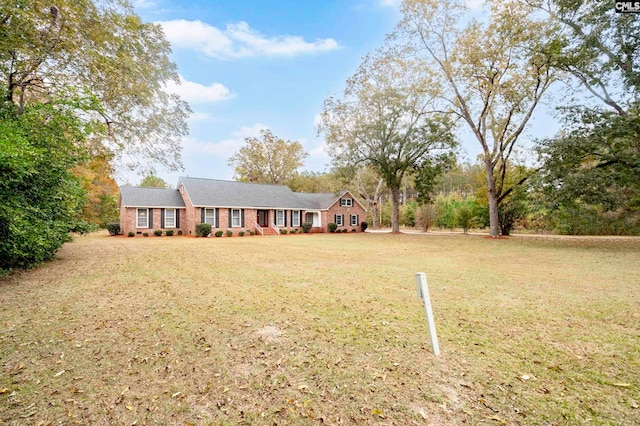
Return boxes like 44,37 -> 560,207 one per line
1,232 -> 639,424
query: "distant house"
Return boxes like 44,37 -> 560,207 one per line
118,177 -> 367,236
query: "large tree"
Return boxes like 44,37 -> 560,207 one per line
395,0 -> 558,236
529,0 -> 638,115
531,0 -> 640,233
0,0 -> 190,171
319,52 -> 456,233
139,174 -> 169,188
73,153 -> 120,227
354,167 -> 387,229
228,129 -> 308,184
0,0 -> 189,271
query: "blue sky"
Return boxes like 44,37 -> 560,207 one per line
119,0 -> 558,186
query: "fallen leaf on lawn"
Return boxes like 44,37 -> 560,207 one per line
171,392 -> 181,398
612,383 -> 631,388
126,405 -> 133,410
54,370 -> 65,377
0,388 -> 10,394
371,408 -> 385,418
520,374 -> 535,382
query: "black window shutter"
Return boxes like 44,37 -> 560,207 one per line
334,214 -> 337,224
149,209 -> 153,228
176,210 -> 180,228
284,211 -> 287,226
241,209 -> 245,227
201,208 -> 205,223
228,209 -> 232,227
215,208 -> 219,228
161,209 -> 165,228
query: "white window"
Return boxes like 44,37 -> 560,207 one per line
340,198 -> 353,207
136,208 -> 149,228
231,209 -> 241,227
275,210 -> 285,227
291,210 -> 300,227
204,208 -> 216,226
305,212 -> 314,223
350,214 -> 358,226
164,209 -> 176,228
335,214 -> 344,226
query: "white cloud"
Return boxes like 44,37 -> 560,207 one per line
158,20 -> 339,59
379,0 -> 401,7
183,123 -> 270,156
166,74 -> 235,104
132,0 -> 155,9
313,113 -> 323,128
231,123 -> 269,139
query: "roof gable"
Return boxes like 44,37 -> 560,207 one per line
119,186 -> 186,208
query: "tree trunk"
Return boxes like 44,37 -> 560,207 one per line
390,186 -> 401,233
485,161 -> 500,237
371,202 -> 378,230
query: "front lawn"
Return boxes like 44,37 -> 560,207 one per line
1,232 -> 638,424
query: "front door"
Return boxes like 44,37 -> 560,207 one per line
257,210 -> 269,227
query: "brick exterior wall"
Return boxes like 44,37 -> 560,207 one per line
324,195 -> 366,232
119,189 -> 367,236
120,207 -> 186,236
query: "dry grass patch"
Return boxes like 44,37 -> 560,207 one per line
1,232 -> 639,424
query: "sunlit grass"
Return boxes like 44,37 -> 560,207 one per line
1,232 -> 638,424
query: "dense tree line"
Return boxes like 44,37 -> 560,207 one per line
317,0 -> 638,236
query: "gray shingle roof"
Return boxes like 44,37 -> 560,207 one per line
119,186 -> 186,208
179,177 -> 344,210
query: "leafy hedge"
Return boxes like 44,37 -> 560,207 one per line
0,100 -> 90,275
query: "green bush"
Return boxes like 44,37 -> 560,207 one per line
215,230 -> 223,237
226,230 -> 233,237
238,231 -> 245,236
142,232 -> 149,237
153,229 -> 162,236
360,222 -> 368,232
196,223 -> 211,237
165,230 -> 174,236
127,231 -> 135,237
302,222 -> 312,233
328,223 -> 338,233
280,229 -> 288,235
249,230 -> 255,236
177,230 -> 183,235
106,222 -> 120,236
352,228 -> 357,232
0,101 -> 91,273
290,229 -> 298,234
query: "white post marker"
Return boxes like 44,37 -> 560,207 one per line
415,272 -> 440,356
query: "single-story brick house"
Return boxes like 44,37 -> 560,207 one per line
118,177 -> 367,236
